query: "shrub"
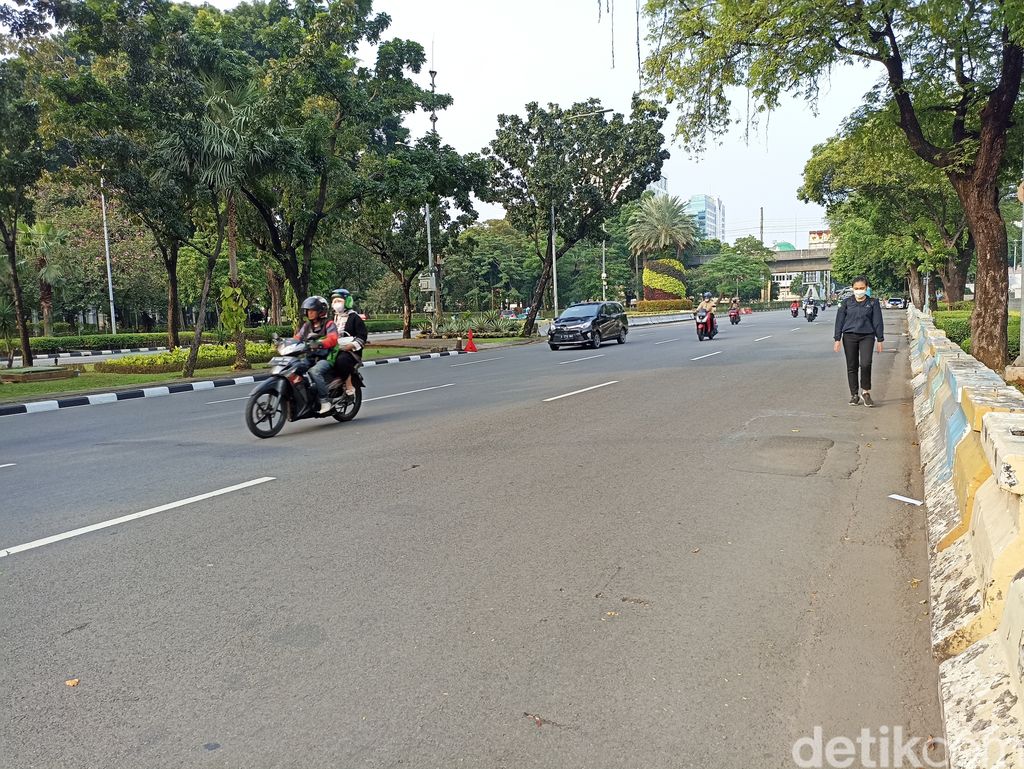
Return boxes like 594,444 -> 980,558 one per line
947,301 -> 974,311
634,299 -> 692,313
642,258 -> 687,299
94,343 -> 276,374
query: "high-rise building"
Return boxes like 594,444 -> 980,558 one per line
646,176 -> 668,196
685,195 -> 725,241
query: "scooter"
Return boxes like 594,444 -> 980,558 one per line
803,303 -> 818,322
790,306 -> 799,318
695,309 -> 718,341
245,335 -> 364,438
728,308 -> 741,325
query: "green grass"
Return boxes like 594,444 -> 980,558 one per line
0,347 -> 422,403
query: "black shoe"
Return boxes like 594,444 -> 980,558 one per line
849,394 -> 861,406
861,392 -> 875,407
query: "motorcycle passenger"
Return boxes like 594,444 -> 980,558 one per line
294,296 -> 338,414
330,288 -> 368,397
730,297 -> 740,311
697,292 -> 718,333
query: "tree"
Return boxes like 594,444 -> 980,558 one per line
0,57 -> 47,367
233,0 -> 438,301
700,249 -> 771,300
626,193 -> 697,298
486,96 -> 669,334
644,0 -> 1024,370
800,109 -> 973,305
17,220 -> 67,337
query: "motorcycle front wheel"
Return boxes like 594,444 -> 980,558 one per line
332,388 -> 363,422
246,390 -> 288,438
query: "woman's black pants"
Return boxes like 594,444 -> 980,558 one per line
332,350 -> 360,380
842,332 -> 874,395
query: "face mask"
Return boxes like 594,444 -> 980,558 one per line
853,289 -> 867,299
332,301 -> 345,313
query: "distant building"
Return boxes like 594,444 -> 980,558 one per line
770,241 -> 833,300
647,176 -> 668,196
808,229 -> 835,250
685,194 -> 725,241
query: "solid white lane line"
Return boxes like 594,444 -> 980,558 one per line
0,463 -> 15,469
654,338 -> 680,345
206,396 -> 250,405
451,357 -> 504,367
364,383 -> 455,402
690,351 -> 723,361
557,354 -> 605,365
0,477 -> 276,559
544,381 -> 619,402
754,335 -> 772,342
790,328 -> 802,332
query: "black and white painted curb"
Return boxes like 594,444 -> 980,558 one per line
0,350 -> 469,417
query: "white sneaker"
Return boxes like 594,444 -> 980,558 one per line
318,401 -> 332,415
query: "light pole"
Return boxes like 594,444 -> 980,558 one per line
549,107 -> 614,320
100,175 -> 116,334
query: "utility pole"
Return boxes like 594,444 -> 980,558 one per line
759,207 -> 764,244
100,175 -> 117,334
427,68 -> 443,330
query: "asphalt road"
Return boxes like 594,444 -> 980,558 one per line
0,310 -> 941,768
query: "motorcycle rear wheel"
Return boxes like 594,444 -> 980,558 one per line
332,388 -> 362,422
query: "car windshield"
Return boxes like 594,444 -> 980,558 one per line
559,307 -> 598,321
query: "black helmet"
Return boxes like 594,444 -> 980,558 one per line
301,296 -> 328,318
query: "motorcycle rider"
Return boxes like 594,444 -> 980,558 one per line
730,297 -> 740,311
330,288 -> 368,397
697,292 -> 718,334
294,296 -> 338,414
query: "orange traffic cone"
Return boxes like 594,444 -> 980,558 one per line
465,328 -> 478,353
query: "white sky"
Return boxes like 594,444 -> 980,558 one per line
368,0 -> 883,249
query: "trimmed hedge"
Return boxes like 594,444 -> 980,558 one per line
642,259 -> 687,299
934,310 -> 1022,359
634,299 -> 693,312
94,343 -> 277,374
21,326 -> 295,355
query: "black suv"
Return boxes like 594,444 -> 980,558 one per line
548,302 -> 628,350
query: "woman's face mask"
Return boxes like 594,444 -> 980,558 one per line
332,300 -> 345,313
853,288 -> 867,299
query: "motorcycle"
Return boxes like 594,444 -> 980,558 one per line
728,308 -> 741,325
245,335 -> 364,438
695,309 -> 717,341
803,303 -> 818,322
790,306 -> 799,317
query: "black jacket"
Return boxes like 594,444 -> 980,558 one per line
834,296 -> 884,342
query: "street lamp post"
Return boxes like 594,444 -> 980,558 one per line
100,175 -> 116,334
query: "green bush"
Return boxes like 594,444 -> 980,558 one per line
747,300 -> 797,312
948,301 -> 974,311
94,343 -> 276,374
642,258 -> 687,299
634,299 -> 692,312
934,310 -> 1022,359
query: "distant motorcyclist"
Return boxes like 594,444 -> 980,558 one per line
294,296 -> 338,414
697,292 -> 718,333
330,288 -> 368,397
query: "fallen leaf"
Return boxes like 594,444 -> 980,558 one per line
919,599 -> 928,605
605,611 -> 619,617
65,678 -> 79,687
910,578 -> 922,589
791,429 -> 800,433
691,548 -> 701,554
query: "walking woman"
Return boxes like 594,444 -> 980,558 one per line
833,276 -> 884,407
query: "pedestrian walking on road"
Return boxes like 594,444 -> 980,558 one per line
834,276 -> 884,407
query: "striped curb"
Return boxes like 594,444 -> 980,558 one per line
0,350 -> 469,417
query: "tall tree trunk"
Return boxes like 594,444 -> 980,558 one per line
907,264 -> 925,310
183,255 -> 217,378
928,271 -> 939,312
227,192 -> 248,369
954,177 -> 1008,369
161,242 -> 181,349
522,245 -> 555,336
38,270 -> 53,338
937,260 -> 967,306
267,267 -> 282,325
401,276 -> 413,339
4,237 -> 32,367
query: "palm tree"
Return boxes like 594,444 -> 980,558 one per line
160,75 -> 274,374
626,194 -> 697,298
18,221 -> 67,337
